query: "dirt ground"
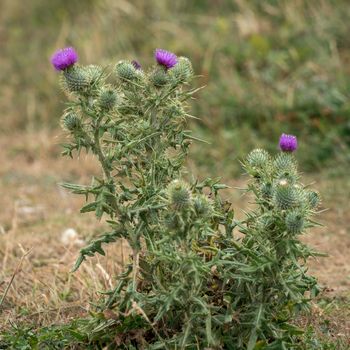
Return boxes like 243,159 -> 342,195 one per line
0,130 -> 349,340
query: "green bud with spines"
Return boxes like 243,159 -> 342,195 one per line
285,210 -> 305,235
150,68 -> 169,87
98,86 -> 118,111
62,65 -> 90,93
166,180 -> 192,211
169,57 -> 193,84
85,65 -> 104,87
272,179 -> 305,210
193,194 -> 213,218
115,61 -> 139,82
61,111 -> 81,132
260,182 -> 273,199
273,153 -> 298,181
62,65 -> 103,95
306,190 -> 321,210
247,149 -> 270,168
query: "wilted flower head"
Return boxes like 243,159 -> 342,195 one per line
155,49 -> 178,69
131,60 -> 142,70
51,47 -> 78,71
279,133 -> 298,152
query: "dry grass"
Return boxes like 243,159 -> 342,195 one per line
0,129 -> 349,343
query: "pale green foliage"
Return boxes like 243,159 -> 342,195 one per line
57,53 -> 323,349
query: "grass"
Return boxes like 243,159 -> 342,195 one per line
1,0 -> 350,173
0,130 -> 349,348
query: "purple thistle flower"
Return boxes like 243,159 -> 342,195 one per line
279,133 -> 298,152
51,47 -> 78,71
155,49 -> 178,69
131,60 -> 142,70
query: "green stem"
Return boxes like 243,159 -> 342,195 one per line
93,117 -> 112,181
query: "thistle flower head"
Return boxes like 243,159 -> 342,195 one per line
131,60 -> 142,70
51,47 -> 78,71
279,134 -> 298,152
155,49 -> 178,69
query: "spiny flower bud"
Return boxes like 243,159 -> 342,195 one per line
62,66 -> 90,93
193,194 -> 213,218
169,56 -> 193,84
273,179 -> 304,210
247,149 -> 270,168
273,153 -> 297,172
61,112 -> 81,131
306,190 -> 321,209
166,180 -> 192,211
98,86 -> 118,111
150,68 -> 169,87
273,153 -> 298,182
285,210 -> 305,235
260,182 -> 273,199
62,65 -> 103,94
85,65 -> 103,87
115,61 -> 139,82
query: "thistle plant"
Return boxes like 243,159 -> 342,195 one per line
52,48 -> 323,349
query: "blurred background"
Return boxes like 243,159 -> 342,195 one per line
0,0 -> 349,339
1,0 -> 350,174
